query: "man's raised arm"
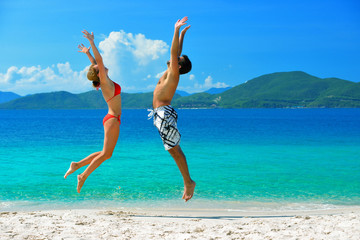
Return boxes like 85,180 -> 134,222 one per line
169,16 -> 188,73
178,25 -> 190,56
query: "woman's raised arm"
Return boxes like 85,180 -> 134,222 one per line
82,30 -> 107,84
78,44 -> 96,65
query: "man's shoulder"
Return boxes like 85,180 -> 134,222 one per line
165,68 -> 180,83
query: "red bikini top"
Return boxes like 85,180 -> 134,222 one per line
106,81 -> 121,102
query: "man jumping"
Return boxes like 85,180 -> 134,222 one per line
149,16 -> 196,202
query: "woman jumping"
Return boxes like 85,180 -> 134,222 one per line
64,30 -> 122,193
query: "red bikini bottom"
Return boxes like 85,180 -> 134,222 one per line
103,113 -> 121,125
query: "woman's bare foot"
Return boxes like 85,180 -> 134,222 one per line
77,174 -> 86,193
182,180 -> 196,202
64,162 -> 79,179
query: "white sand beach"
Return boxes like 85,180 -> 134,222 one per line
1,207 -> 359,240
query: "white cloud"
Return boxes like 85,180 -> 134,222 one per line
176,75 -> 229,94
142,74 -> 152,81
155,70 -> 166,79
132,33 -> 168,65
192,76 -> 229,92
0,30 -> 169,95
98,30 -> 168,76
1,31 -> 231,96
145,84 -> 156,91
0,63 -> 90,95
57,62 -> 73,76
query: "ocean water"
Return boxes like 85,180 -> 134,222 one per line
0,108 -> 359,211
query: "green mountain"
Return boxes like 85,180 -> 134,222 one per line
1,71 -> 359,109
172,71 -> 360,108
0,90 -> 149,109
0,88 -> 182,109
0,91 -> 87,109
0,91 -> 21,103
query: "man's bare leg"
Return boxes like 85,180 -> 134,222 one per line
168,145 -> 196,201
64,151 -> 101,179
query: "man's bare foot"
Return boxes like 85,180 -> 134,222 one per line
77,174 -> 86,193
182,180 -> 196,202
64,162 -> 79,179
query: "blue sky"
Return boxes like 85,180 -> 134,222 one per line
0,0 -> 359,95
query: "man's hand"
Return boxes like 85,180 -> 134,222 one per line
175,16 -> 188,30
82,30 -> 95,42
77,44 -> 91,54
181,25 -> 191,36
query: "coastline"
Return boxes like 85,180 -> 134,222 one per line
1,206 -> 359,239
3,198 -> 360,212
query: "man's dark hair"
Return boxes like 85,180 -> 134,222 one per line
179,55 -> 192,75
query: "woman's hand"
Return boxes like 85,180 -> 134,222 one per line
77,44 -> 91,54
82,30 -> 95,42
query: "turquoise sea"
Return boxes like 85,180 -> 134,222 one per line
0,108 -> 359,211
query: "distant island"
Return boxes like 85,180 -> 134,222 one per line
0,91 -> 21,104
1,71 -> 359,109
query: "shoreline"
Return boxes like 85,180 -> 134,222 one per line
1,207 -> 359,239
2,198 -> 360,212
135,205 -> 360,218
3,204 -> 360,216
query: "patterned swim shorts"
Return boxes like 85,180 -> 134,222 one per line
148,105 -> 181,150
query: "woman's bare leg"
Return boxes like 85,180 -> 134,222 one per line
77,119 -> 120,193
64,152 -> 101,179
